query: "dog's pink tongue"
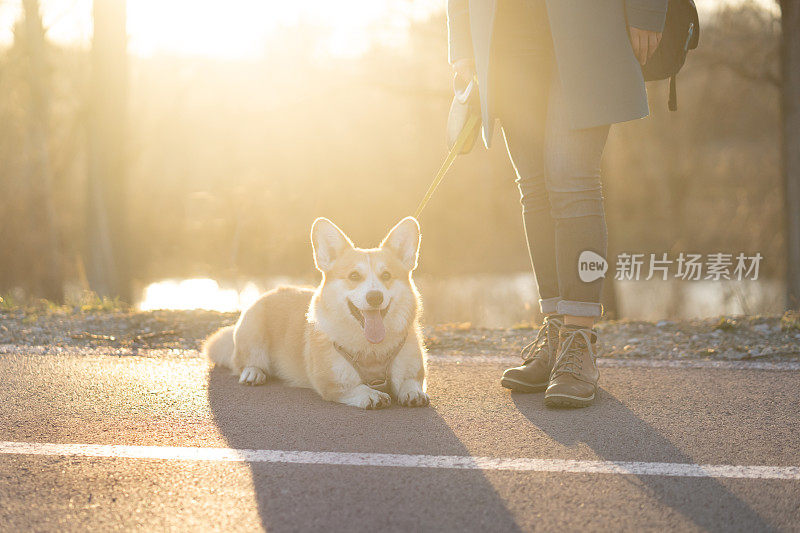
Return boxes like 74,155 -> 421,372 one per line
362,309 -> 386,344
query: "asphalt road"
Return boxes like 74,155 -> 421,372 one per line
1,350 -> 799,532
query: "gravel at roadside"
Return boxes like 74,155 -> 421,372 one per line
1,306 -> 798,362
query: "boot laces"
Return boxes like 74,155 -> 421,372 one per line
551,328 -> 596,378
520,317 -> 563,363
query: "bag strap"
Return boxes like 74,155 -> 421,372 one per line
668,75 -> 678,112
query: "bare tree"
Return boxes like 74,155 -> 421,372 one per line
780,0 -> 800,309
21,0 -> 63,301
87,0 -> 129,301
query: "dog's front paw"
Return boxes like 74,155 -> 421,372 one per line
365,389 -> 392,410
399,389 -> 429,407
343,385 -> 391,410
239,366 -> 267,386
397,380 -> 429,407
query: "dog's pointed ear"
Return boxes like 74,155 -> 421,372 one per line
380,217 -> 421,271
311,218 -> 354,272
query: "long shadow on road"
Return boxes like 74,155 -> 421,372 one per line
512,388 -> 775,532
208,367 -> 520,532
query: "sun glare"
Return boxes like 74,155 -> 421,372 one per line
139,279 -> 261,312
0,0 -> 442,59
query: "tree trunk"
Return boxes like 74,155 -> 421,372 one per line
87,0 -> 130,301
22,0 -> 63,302
781,0 -> 800,309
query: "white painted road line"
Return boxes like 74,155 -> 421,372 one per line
1,344 -> 799,371
2,442 -> 799,480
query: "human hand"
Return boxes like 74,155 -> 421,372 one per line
629,27 -> 662,66
453,58 -> 476,84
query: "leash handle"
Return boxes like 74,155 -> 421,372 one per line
413,113 -> 480,220
452,75 -> 475,106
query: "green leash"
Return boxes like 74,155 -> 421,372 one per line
413,113 -> 481,219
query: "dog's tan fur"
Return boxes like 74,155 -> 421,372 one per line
203,217 -> 428,409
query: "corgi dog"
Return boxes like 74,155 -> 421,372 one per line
203,217 -> 428,410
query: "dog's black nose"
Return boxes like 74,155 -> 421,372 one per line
366,290 -> 384,307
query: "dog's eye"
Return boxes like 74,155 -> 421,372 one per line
348,271 -> 362,282
380,271 -> 391,281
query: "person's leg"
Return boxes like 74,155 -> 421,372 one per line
541,64 -> 610,407
543,66 -> 610,325
495,0 -> 563,392
501,105 -> 561,316
492,0 -> 560,316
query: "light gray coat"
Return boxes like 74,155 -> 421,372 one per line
447,0 -> 668,146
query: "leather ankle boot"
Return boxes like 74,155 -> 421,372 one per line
501,315 -> 564,392
544,325 -> 599,407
